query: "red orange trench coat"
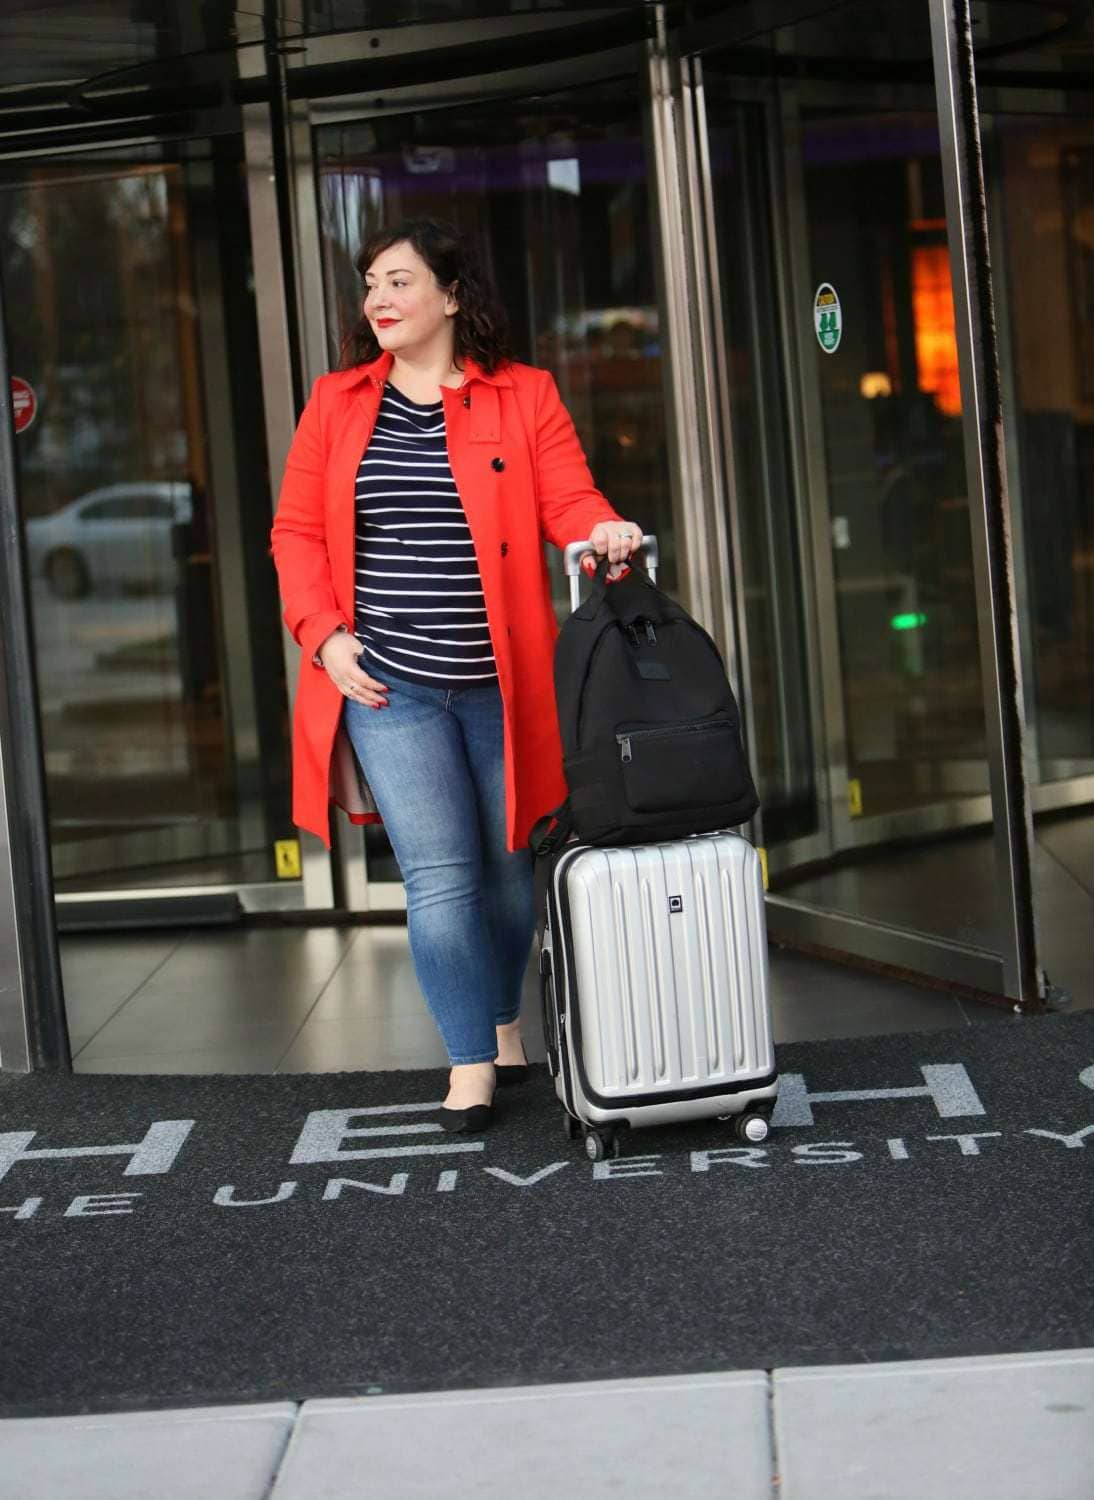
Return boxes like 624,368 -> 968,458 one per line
268,350 -> 626,853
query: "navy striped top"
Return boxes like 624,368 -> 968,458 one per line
352,383 -> 498,688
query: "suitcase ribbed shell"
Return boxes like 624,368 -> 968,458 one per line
549,832 -> 776,1123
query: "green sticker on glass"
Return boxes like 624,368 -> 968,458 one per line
814,282 -> 842,352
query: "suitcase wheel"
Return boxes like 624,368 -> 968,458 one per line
730,1112 -> 770,1144
582,1125 -> 622,1161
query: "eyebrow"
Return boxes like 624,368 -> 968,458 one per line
364,267 -> 414,280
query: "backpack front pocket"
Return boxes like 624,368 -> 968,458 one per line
614,716 -> 751,814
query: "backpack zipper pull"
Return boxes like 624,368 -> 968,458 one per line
645,620 -> 657,643
618,734 -> 632,763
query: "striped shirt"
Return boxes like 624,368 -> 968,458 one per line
352,382 -> 498,687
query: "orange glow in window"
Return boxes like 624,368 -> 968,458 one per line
911,244 -> 961,416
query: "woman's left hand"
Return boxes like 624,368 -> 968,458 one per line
588,519 -> 644,579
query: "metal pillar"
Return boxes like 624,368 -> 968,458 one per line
644,6 -> 735,666
928,0 -> 1043,1006
0,271 -> 70,1071
238,4 -> 336,912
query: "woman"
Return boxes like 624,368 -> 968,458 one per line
269,217 -> 642,1133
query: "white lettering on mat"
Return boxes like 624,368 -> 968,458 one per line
214,1182 -> 299,1207
64,1193 -> 142,1216
0,1120 -> 194,1185
289,1107 -> 484,1164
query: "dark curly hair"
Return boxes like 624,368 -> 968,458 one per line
338,216 -> 512,374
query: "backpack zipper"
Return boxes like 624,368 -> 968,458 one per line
615,716 -> 732,764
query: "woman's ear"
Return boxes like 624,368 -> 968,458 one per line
445,280 -> 459,316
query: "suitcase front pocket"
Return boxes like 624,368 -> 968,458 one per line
615,717 -> 749,813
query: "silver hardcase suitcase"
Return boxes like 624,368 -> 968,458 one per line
538,540 -> 780,1161
539,831 -> 779,1159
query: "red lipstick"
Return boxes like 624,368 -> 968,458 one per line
376,319 -> 399,328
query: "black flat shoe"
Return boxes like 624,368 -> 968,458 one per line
437,1102 -> 495,1133
494,1042 -> 530,1088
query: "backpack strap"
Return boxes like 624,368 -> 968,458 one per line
528,798 -> 576,858
529,799 -> 579,948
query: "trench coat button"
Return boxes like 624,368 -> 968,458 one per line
500,541 -> 509,557
462,394 -> 470,408
491,456 -> 505,472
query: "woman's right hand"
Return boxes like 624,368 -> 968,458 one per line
318,630 -> 389,708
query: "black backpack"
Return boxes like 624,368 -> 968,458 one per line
528,552 -> 759,865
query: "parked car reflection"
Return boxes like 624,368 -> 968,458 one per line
24,482 -> 193,598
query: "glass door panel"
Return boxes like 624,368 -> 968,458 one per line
704,94 -> 819,848
991,114 -> 1094,782
0,142 -> 294,893
801,104 -> 987,819
983,95 -> 1094,1003
701,4 -> 1011,968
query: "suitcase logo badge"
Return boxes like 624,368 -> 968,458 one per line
669,895 -> 683,913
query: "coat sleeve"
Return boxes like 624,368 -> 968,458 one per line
533,369 -> 624,551
269,376 -> 351,669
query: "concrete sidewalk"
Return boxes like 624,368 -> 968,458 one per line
1,1347 -> 1091,1499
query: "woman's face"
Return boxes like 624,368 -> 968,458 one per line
363,241 -> 458,357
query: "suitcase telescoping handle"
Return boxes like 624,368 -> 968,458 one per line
563,534 -> 658,613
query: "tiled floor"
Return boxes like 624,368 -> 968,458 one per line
778,822 -> 1094,1007
57,923 -> 1062,1076
53,803 -> 1094,1071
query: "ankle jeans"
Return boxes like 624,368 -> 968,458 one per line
341,652 -> 537,1065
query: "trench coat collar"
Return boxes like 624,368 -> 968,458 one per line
332,349 -> 514,392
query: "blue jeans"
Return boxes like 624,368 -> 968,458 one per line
341,653 -> 537,1065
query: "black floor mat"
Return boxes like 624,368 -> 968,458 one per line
1,1011 -> 1092,1417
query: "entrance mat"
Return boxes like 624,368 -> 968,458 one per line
2,1012 -> 1092,1417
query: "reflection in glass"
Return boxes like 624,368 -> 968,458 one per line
988,108 -> 1094,1004
994,116 -> 1094,778
0,152 -> 292,888
704,97 -> 818,846
801,110 -> 987,819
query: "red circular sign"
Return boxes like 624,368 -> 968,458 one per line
11,376 -> 37,433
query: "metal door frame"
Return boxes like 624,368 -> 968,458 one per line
0,267 -> 70,1071
681,10 -> 1049,1000
928,0 -> 1040,1003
